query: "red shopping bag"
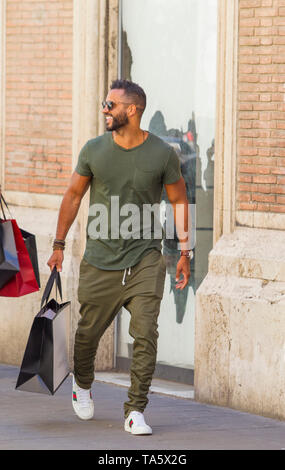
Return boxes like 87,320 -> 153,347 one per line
0,219 -> 40,297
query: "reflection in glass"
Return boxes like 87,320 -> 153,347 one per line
149,109 -> 196,324
117,0 -> 217,377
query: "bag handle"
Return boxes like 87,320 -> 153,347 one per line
0,196 -> 6,221
41,266 -> 62,307
0,191 -> 13,220
0,185 -> 3,221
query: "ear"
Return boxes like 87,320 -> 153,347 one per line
127,104 -> 138,117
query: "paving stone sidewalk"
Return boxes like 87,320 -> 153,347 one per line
1,364 -> 285,450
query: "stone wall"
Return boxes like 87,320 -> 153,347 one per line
195,227 -> 285,420
195,0 -> 285,421
0,0 -> 119,371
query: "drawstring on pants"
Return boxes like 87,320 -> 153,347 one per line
122,267 -> 131,286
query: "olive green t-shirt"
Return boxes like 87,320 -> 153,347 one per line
75,131 -> 181,270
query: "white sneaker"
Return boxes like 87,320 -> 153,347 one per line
124,411 -> 152,435
72,375 -> 94,420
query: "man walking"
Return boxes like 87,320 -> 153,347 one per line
47,79 -> 191,435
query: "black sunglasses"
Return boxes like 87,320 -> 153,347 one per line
102,100 -> 131,110
102,100 -> 143,111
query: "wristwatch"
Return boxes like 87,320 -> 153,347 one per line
180,250 -> 194,260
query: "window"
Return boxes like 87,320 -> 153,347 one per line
116,0 -> 218,382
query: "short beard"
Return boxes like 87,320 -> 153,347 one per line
105,111 -> 129,131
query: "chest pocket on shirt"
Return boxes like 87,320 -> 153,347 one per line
133,151 -> 162,191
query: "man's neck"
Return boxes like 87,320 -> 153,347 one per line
112,128 -> 147,150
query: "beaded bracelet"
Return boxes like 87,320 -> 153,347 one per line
53,239 -> 65,251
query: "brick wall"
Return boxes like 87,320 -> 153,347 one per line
5,0 -> 73,195
238,0 -> 285,213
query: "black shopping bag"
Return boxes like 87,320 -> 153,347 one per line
20,228 -> 41,288
0,218 -> 20,289
15,268 -> 70,395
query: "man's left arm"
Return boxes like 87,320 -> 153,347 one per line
164,176 -> 191,290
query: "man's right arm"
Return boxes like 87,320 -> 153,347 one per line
47,171 -> 91,272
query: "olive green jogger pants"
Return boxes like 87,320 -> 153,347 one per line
74,249 -> 166,418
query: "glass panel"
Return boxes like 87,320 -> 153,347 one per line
117,0 -> 217,376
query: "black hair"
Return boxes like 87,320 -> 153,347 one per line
110,79 -> 146,115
